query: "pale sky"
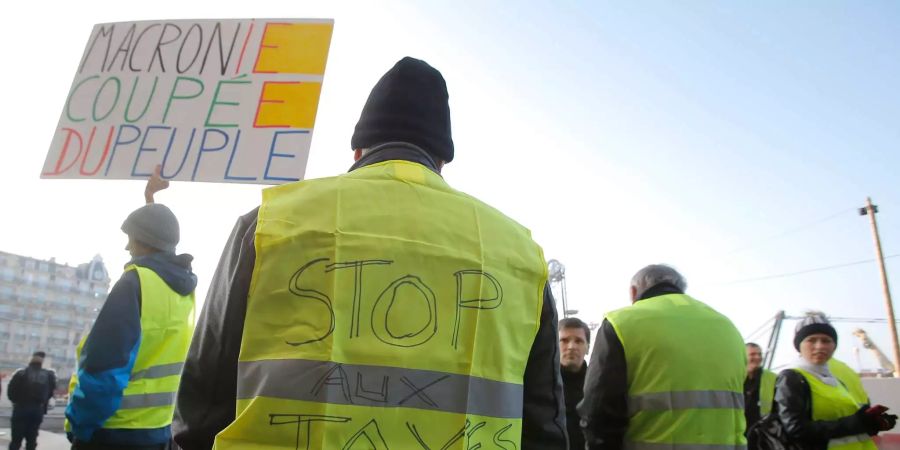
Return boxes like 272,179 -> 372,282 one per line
1,1 -> 898,369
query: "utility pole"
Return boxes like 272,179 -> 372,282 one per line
859,197 -> 900,377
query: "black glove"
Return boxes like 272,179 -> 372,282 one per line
856,406 -> 881,435
880,413 -> 898,431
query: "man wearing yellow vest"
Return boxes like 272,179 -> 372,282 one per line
579,264 -> 747,450
65,201 -> 197,449
172,57 -> 568,450
744,342 -> 776,431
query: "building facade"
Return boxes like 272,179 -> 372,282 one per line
0,250 -> 110,382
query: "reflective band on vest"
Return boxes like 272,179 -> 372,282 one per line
624,442 -> 748,450
628,390 -> 744,415
606,293 -> 747,447
832,434 -> 874,446
130,362 -> 185,381
237,359 -> 523,418
213,161 -> 546,450
759,369 -> 776,415
118,392 -> 177,410
72,265 -> 194,431
793,368 -> 877,450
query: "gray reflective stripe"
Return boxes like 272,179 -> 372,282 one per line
118,392 -> 176,410
130,362 -> 184,381
237,359 -> 523,418
625,442 -> 747,450
628,391 -> 744,415
830,433 -> 871,446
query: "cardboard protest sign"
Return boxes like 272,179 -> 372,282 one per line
41,19 -> 333,184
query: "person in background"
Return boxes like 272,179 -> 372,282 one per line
559,317 -> 590,450
7,351 -> 56,450
65,172 -> 196,449
579,264 -> 746,450
744,342 -> 776,431
774,312 -> 896,449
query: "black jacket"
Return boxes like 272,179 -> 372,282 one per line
172,144 -> 568,450
562,361 -> 587,450
774,369 -> 875,450
7,363 -> 56,411
744,368 -> 764,430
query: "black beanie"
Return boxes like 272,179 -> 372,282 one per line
793,313 -> 838,351
351,57 -> 454,162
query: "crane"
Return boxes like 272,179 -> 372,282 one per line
852,328 -> 895,375
548,259 -> 577,318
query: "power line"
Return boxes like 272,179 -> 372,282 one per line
722,208 -> 856,256
720,254 -> 900,286
744,314 -> 779,342
783,316 -> 900,324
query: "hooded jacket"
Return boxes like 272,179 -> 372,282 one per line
66,252 -> 197,446
172,144 -> 569,450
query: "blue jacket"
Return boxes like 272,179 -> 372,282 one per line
66,252 -> 197,446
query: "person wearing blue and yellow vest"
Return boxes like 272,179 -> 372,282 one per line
579,264 -> 747,450
774,313 -> 895,450
172,57 -> 568,450
744,342 -> 776,430
65,196 -> 197,449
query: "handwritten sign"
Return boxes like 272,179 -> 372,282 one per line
41,19 -> 333,184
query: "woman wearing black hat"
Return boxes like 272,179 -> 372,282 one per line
774,312 -> 895,450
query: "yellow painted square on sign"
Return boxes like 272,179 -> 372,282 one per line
255,82 -> 323,129
254,23 -> 333,75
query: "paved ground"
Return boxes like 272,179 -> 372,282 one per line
0,427 -> 70,450
0,407 -> 68,449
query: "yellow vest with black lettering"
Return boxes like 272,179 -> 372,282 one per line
793,368 -> 877,450
828,359 -> 868,407
70,265 -> 194,430
213,160 -> 547,450
605,293 -> 747,450
760,369 -> 776,415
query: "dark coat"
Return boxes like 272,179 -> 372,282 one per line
562,361 -> 587,450
7,364 -> 55,410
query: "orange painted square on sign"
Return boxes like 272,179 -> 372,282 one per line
254,81 -> 323,129
254,23 -> 332,74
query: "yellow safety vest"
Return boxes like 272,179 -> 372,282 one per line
64,336 -> 87,433
68,265 -> 194,431
828,359 -> 869,406
759,369 -> 776,415
212,160 -> 547,450
605,293 -> 747,450
793,368 -> 877,450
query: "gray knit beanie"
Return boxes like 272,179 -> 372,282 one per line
121,204 -> 180,253
793,312 -> 838,351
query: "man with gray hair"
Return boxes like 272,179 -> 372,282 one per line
579,264 -> 747,450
